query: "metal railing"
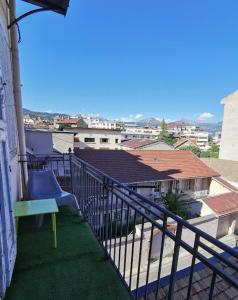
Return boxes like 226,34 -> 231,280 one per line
20,154 -> 238,299
19,153 -> 72,192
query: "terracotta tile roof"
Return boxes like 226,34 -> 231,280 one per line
174,138 -> 197,148
57,118 -> 81,124
120,139 -> 157,149
203,193 -> 238,215
74,149 -> 219,183
137,254 -> 238,300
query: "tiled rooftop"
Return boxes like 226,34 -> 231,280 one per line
137,252 -> 238,300
201,158 -> 238,182
120,139 -> 158,149
203,192 -> 238,215
5,206 -> 130,300
74,149 -> 219,183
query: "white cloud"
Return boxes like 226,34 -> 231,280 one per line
120,114 -> 143,122
45,109 -> 52,113
197,112 -> 214,122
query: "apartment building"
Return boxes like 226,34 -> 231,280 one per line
53,115 -> 87,129
83,116 -> 121,130
65,127 -> 122,150
220,90 -> 238,161
121,126 -> 160,140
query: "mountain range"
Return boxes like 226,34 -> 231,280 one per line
23,108 -> 222,133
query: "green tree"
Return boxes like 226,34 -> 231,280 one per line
159,120 -> 177,145
180,145 -> 202,157
162,192 -> 188,219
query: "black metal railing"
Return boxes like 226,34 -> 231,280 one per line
20,154 -> 238,299
19,153 -> 72,192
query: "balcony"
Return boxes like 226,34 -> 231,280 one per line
5,206 -> 130,300
6,154 -> 238,299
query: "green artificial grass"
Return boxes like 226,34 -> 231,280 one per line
5,206 -> 131,300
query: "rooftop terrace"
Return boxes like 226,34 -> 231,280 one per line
5,206 -> 130,300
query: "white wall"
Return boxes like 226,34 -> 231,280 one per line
73,129 -> 122,150
52,132 -> 74,153
209,178 -> 231,196
25,130 -> 53,155
220,91 -> 238,161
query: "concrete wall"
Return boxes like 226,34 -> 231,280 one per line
25,130 -> 53,155
209,178 -> 231,196
217,213 -> 238,238
52,132 -> 74,153
220,91 -> 238,161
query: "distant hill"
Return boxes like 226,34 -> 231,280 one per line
197,122 -> 222,134
23,108 -> 69,120
168,119 -> 222,134
138,117 -> 160,127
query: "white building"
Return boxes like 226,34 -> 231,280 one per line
219,90 -> 238,161
83,116 -> 121,130
0,1 -> 26,296
65,128 -> 122,150
121,126 -> 160,140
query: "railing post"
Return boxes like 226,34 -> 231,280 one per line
68,149 -> 73,193
104,177 -> 110,258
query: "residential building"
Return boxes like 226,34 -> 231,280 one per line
120,138 -> 173,150
83,116 -> 121,130
65,127 -> 122,150
53,115 -> 87,129
173,138 -> 198,149
74,149 -> 218,203
220,90 -> 238,161
121,126 -> 160,140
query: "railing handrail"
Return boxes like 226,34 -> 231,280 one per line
71,155 -> 238,259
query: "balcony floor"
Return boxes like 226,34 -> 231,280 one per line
5,206 -> 130,300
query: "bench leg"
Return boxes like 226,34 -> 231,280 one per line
51,213 -> 57,248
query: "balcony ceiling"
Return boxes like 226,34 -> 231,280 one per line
21,0 -> 70,15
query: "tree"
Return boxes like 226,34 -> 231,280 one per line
180,145 -> 202,157
162,192 -> 188,219
200,144 -> 220,158
159,120 -> 177,145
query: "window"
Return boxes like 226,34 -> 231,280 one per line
115,139 -> 118,144
100,138 -> 109,143
84,138 -> 95,143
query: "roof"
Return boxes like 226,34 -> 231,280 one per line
64,127 -> 121,133
74,150 -> 219,184
201,158 -> 238,182
56,117 -> 81,124
136,251 -> 238,300
120,139 -> 158,149
203,193 -> 238,215
174,138 -> 197,148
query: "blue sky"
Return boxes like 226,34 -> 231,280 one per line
17,1 -> 238,122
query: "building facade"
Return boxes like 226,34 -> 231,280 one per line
0,1 -> 25,296
219,90 -> 238,161
67,128 -> 122,150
